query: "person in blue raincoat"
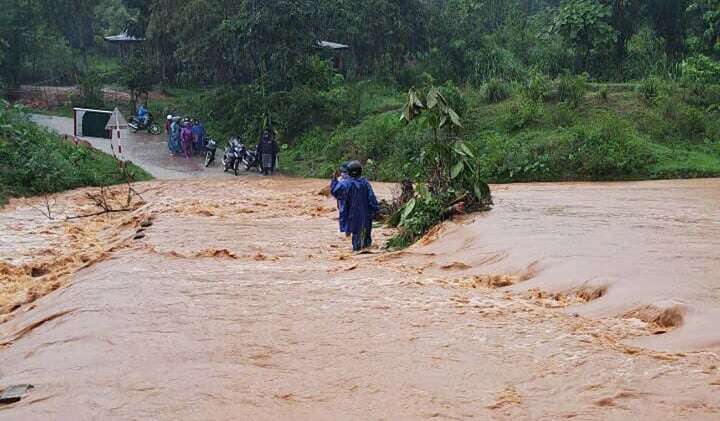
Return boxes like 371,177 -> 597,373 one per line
137,104 -> 150,126
331,161 -> 379,252
192,119 -> 206,151
169,117 -> 182,155
333,162 -> 351,235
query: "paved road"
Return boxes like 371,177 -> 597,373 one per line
31,114 -> 236,180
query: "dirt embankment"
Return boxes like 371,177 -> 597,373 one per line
0,177 -> 719,420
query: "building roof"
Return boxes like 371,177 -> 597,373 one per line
104,32 -> 145,43
317,40 -> 349,50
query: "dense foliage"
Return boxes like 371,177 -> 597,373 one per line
0,101 -> 151,205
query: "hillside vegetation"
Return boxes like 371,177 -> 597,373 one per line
279,78 -> 720,183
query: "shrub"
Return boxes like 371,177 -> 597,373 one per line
681,55 -> 720,85
72,72 -> 105,110
525,72 -> 552,102
501,98 -> 544,132
557,74 -> 588,108
548,103 -> 577,127
558,114 -> 655,178
484,78 -> 511,103
599,85 -> 609,102
638,76 -> 662,104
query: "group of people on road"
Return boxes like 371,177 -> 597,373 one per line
166,115 -> 207,159
331,161 -> 379,252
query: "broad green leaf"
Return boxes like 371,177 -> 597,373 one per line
451,161 -> 465,179
459,142 -> 475,158
448,108 -> 462,128
401,198 -> 417,222
427,87 -> 440,109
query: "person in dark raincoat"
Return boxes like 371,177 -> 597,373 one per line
331,161 -> 379,252
257,129 -> 278,176
333,162 -> 351,235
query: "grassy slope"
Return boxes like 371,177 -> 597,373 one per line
284,83 -> 720,182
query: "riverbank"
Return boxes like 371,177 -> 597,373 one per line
0,176 -> 718,419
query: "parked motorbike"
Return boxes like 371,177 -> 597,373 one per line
204,137 -> 217,167
222,137 -> 244,176
128,113 -> 163,135
243,148 -> 262,172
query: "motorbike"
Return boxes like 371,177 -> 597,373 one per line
128,113 -> 163,135
204,137 -> 217,168
242,148 -> 262,172
222,138 -> 244,176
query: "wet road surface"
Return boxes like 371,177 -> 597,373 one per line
0,178 -> 719,420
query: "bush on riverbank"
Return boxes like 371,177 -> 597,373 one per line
0,101 -> 152,206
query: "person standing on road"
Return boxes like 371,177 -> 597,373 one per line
331,161 -> 379,252
181,119 -> 194,159
192,119 -> 205,152
169,116 -> 182,155
257,129 -> 278,176
333,162 -> 351,235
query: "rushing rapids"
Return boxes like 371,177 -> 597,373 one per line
0,176 -> 718,420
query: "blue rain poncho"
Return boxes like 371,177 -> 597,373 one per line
331,177 -> 379,235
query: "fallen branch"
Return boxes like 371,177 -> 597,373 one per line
65,208 -> 133,220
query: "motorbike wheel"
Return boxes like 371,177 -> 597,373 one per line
233,159 -> 240,176
149,123 -> 162,136
129,126 -> 139,134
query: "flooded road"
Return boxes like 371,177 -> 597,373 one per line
0,176 -> 719,419
410,179 -> 720,351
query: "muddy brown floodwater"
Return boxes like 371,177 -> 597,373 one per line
0,177 -> 719,420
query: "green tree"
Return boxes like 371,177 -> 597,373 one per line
550,0 -> 618,73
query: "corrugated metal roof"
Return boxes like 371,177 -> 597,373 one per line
104,32 -> 145,43
317,40 -> 349,50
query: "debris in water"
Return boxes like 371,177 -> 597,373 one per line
0,384 -> 34,405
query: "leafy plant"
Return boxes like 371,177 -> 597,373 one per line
638,77 -> 661,104
501,98 -> 544,132
557,74 -> 588,108
484,78 -> 512,103
525,71 -> 552,102
599,85 -> 609,102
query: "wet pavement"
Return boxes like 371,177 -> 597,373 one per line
0,177 -> 719,420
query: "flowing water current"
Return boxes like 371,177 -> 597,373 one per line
0,176 -> 718,420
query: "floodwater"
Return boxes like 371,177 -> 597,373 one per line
0,177 -> 719,420
410,179 -> 720,351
